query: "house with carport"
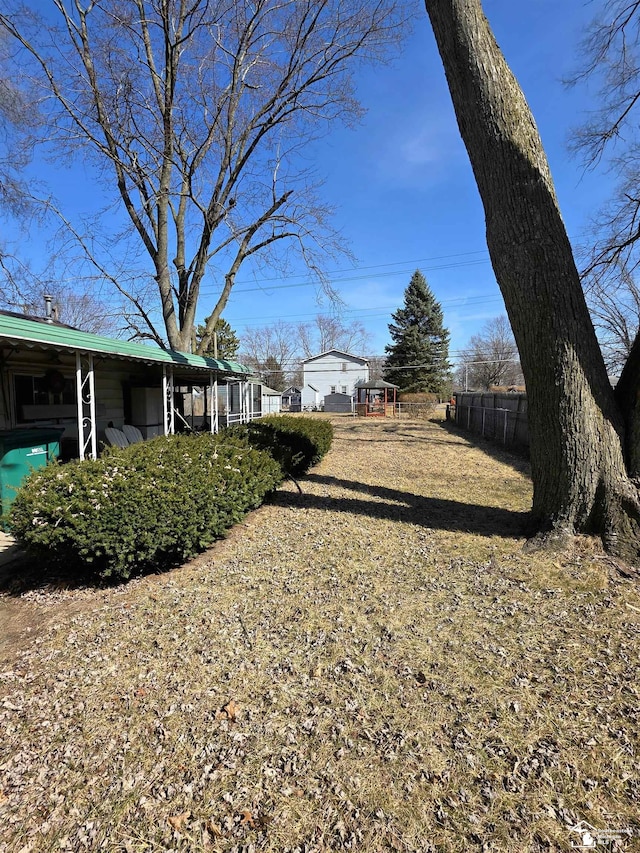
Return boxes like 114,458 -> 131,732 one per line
0,310 -> 262,465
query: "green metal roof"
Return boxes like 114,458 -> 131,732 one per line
0,313 -> 253,376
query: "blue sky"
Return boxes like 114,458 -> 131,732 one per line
9,0 -> 613,367
220,0 -> 612,365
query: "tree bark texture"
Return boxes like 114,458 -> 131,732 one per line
425,0 -> 640,562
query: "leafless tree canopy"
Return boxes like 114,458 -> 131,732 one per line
567,0 -> 640,361
458,315 -> 522,390
298,314 -> 371,358
366,354 -> 386,381
0,29 -> 38,220
583,260 -> 640,373
238,313 -> 372,388
238,320 -> 298,390
0,0 -> 409,353
0,263 -> 121,335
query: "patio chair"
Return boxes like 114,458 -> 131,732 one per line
104,427 -> 129,449
122,424 -> 144,444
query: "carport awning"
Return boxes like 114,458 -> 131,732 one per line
0,314 -> 253,379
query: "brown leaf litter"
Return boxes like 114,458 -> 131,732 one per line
1,413 -> 639,852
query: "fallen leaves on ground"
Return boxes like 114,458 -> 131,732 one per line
167,811 -> 191,832
1,415 -> 639,852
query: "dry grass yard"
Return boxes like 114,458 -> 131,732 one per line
1,415 -> 639,852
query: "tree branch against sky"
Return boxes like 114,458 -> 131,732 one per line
238,320 -> 300,391
582,259 -> 640,373
458,314 -> 522,391
298,314 -> 372,358
0,0 -> 410,353
560,0 -> 640,374
237,314 -> 371,389
0,28 -> 37,221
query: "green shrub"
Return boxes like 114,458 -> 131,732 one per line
9,433 -> 282,581
231,415 -> 333,476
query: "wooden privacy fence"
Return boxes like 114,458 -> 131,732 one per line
454,392 -> 529,451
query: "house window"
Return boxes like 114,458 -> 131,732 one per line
341,385 -> 347,394
341,362 -> 347,372
330,385 -> 336,394
14,372 -> 76,422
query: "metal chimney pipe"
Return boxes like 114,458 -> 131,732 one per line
44,294 -> 53,322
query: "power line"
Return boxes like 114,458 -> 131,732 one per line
201,250 -> 490,292
227,294 -> 503,327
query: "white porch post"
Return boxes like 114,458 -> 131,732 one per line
75,352 -> 97,460
212,374 -> 218,433
203,383 -> 208,431
162,366 -> 175,435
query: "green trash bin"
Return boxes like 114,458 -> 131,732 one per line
0,428 -> 63,530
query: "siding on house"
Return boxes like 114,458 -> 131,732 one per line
301,350 -> 369,409
281,386 -> 301,412
95,369 -> 129,431
261,387 -> 282,414
4,353 -> 160,439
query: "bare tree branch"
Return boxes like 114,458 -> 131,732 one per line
457,315 -> 523,390
0,0 -> 411,352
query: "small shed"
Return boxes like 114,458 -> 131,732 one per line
355,379 -> 398,417
260,385 -> 283,414
324,392 -> 353,413
282,386 -> 302,412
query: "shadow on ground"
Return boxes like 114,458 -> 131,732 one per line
0,547 -> 182,596
1,419 -> 531,596
0,555 -> 122,596
338,419 -> 530,477
433,418 -> 531,477
272,472 -> 529,539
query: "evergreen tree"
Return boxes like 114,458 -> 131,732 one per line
196,317 -> 239,360
384,270 -> 451,394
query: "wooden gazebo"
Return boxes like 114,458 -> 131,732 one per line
355,379 -> 399,417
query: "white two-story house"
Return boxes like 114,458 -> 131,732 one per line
301,349 -> 369,409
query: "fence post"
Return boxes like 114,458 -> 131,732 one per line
504,409 -> 508,445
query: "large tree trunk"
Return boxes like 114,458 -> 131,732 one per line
425,0 -> 640,563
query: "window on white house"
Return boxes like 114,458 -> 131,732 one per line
14,372 -> 76,422
341,362 -> 347,372
341,385 -> 347,394
330,385 -> 336,394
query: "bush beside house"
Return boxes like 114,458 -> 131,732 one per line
234,414 -> 334,476
10,433 -> 282,580
9,416 -> 333,581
